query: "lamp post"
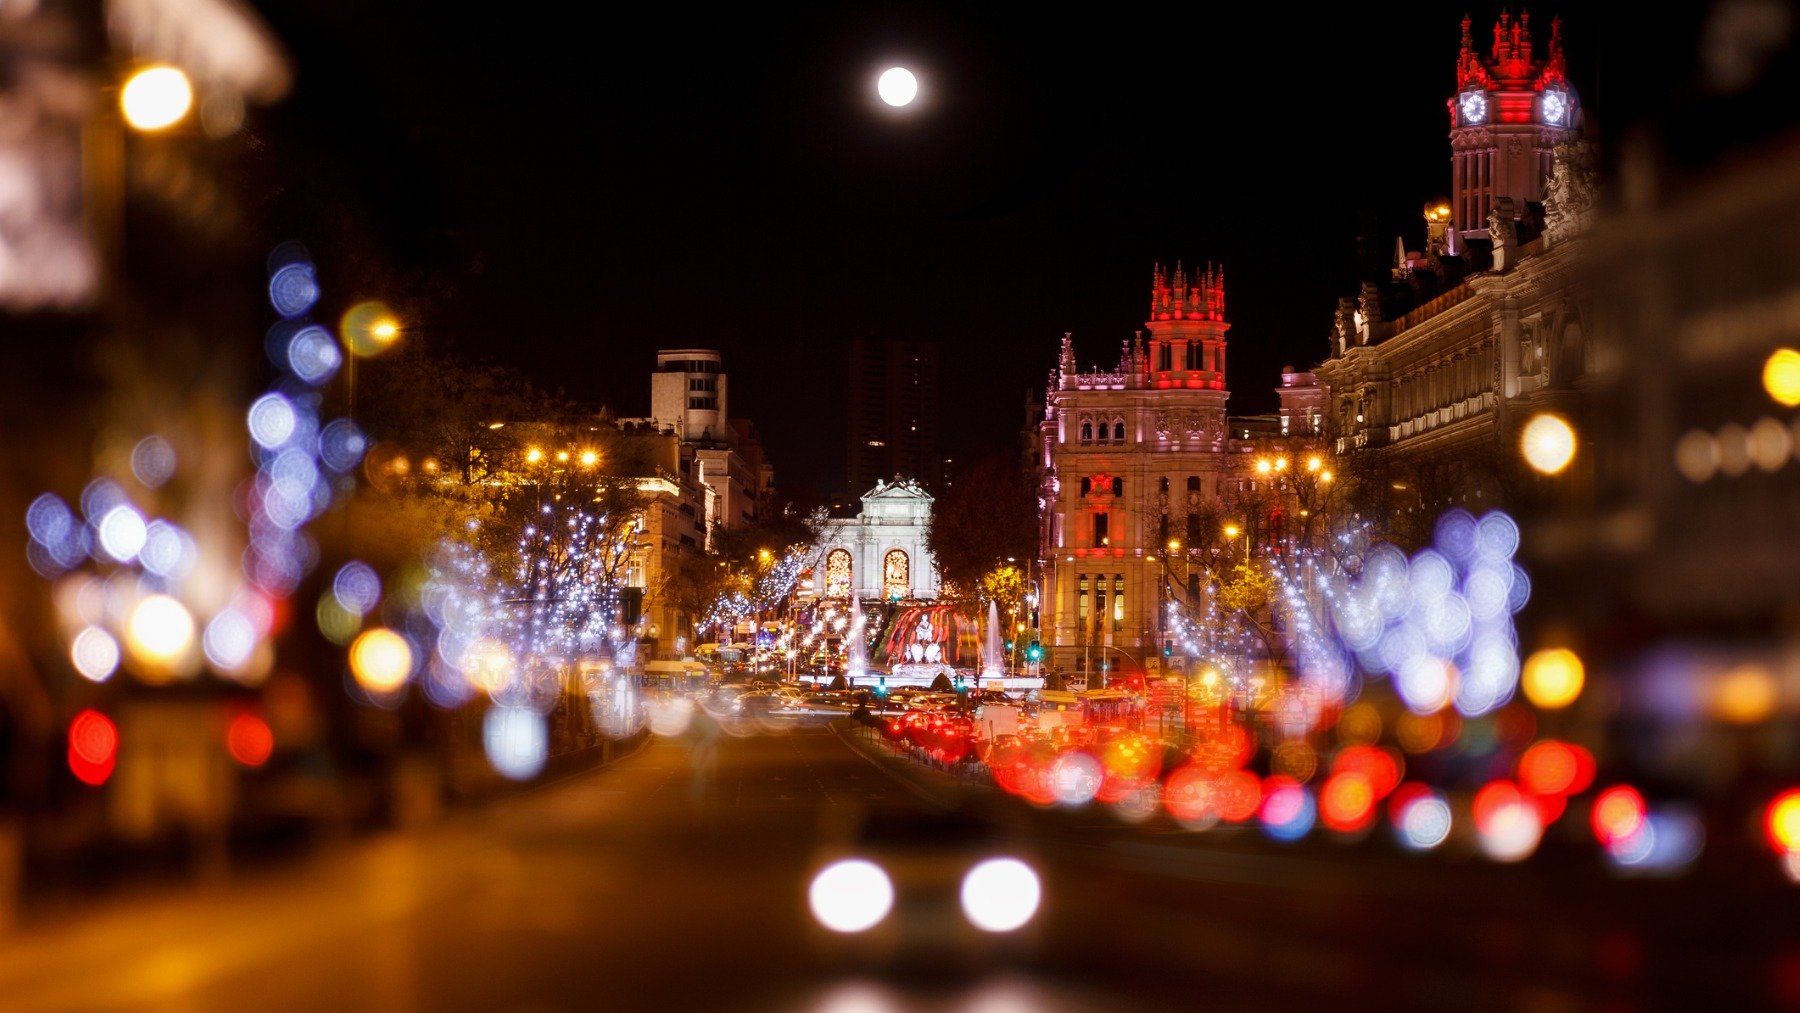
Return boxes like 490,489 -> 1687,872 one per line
1223,522 -> 1247,564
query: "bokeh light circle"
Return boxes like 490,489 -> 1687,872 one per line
483,705 -> 548,780
349,628 -> 413,693
960,858 -> 1041,932
120,66 -> 192,131
68,709 -> 118,785
1764,348 -> 1800,408
810,859 -> 894,933
1522,647 -> 1584,709
130,436 -> 178,488
1521,413 -> 1577,475
340,301 -> 402,357
70,626 -> 120,682
126,594 -> 195,674
226,713 -> 275,767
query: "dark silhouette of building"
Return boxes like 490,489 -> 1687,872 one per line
848,336 -> 940,494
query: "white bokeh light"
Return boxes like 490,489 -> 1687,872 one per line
960,857 -> 1041,932
809,859 -> 893,933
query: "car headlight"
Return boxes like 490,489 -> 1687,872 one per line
960,857 -> 1040,932
808,859 -> 893,933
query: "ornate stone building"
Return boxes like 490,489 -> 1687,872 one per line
1312,12 -> 1595,532
814,478 -> 940,603
1036,265 -> 1322,679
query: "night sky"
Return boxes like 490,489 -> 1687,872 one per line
248,3 -> 1666,494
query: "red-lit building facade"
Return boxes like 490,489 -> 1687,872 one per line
1313,11 -> 1595,540
1036,265 -> 1322,681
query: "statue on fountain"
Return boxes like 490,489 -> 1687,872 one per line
904,614 -> 943,664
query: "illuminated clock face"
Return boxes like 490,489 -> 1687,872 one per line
1459,90 -> 1488,125
1541,90 -> 1568,126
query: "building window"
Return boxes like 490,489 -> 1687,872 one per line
1080,422 -> 1093,442
1186,476 -> 1200,492
1078,574 -> 1089,629
1095,584 -> 1107,630
1158,514 -> 1169,544
1080,477 -> 1091,495
1113,575 -> 1125,623
1158,345 -> 1172,371
1185,343 -> 1201,370
1113,420 -> 1126,441
1093,512 -> 1109,546
1185,512 -> 1202,545
688,396 -> 716,410
1159,477 -> 1170,492
882,549 -> 909,600
824,548 -> 852,599
1111,477 -> 1124,497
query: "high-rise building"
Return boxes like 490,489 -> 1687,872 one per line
848,337 -> 941,494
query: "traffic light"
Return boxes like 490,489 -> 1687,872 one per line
1026,641 -> 1042,663
1163,639 -> 1174,658
1005,639 -> 1015,652
875,676 -> 888,696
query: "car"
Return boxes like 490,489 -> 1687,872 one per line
804,804 -> 1044,968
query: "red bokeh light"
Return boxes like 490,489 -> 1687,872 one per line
67,709 -> 118,786
1517,739 -> 1595,797
1473,779 -> 1525,834
1215,769 -> 1262,823
1164,763 -> 1217,823
1332,744 -> 1402,800
227,712 -> 275,768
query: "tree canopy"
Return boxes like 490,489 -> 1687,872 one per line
927,451 -> 1037,598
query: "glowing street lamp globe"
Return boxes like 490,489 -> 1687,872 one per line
121,66 -> 193,131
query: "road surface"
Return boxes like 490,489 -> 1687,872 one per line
0,719 -> 1793,1010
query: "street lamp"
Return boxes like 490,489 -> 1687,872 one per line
1223,522 -> 1247,564
121,65 -> 194,132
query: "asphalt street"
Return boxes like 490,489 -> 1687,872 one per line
0,719 -> 1794,1011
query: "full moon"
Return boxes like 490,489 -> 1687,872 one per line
877,66 -> 918,107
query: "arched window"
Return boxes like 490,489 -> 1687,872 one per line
1080,477 -> 1091,495
1159,477 -> 1170,493
1113,420 -> 1126,442
824,548 -> 852,599
1096,422 -> 1109,443
1080,422 -> 1093,442
1111,477 -> 1123,497
882,549 -> 909,600
1186,476 -> 1200,492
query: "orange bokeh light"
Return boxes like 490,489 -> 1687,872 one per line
1215,770 -> 1262,823
1320,771 -> 1376,832
1517,739 -> 1596,797
1591,785 -> 1647,845
1765,789 -> 1800,854
1163,764 -> 1217,823
1332,744 -> 1403,799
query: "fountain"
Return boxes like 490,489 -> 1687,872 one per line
979,599 -> 1005,688
845,594 -> 867,685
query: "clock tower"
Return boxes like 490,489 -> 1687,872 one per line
1448,11 -> 1579,251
